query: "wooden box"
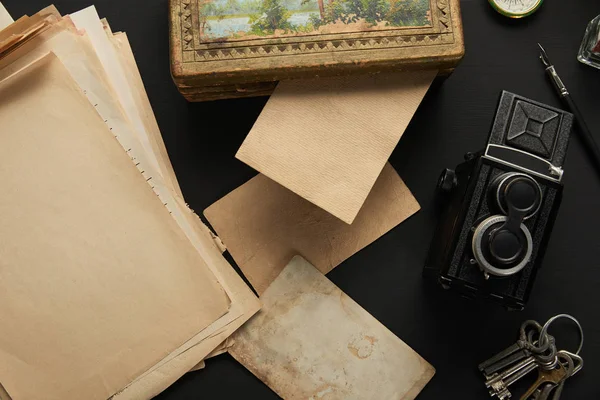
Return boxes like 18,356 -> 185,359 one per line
169,0 -> 464,101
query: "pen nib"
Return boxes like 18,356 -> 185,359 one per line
538,43 -> 551,68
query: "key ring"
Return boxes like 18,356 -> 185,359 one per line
520,320 -> 551,354
539,314 -> 584,355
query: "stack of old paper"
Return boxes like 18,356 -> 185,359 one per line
0,4 -> 259,400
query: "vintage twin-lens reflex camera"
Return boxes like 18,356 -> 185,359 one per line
424,91 -> 574,310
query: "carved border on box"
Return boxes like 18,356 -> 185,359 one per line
180,0 -> 454,62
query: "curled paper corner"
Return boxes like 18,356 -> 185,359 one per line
188,360 -> 206,372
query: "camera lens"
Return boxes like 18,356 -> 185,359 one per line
488,229 -> 523,264
471,215 -> 533,277
493,173 -> 542,219
505,178 -> 538,213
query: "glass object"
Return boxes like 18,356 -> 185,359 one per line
578,14 -> 600,70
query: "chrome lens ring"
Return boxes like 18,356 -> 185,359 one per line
472,215 -> 533,277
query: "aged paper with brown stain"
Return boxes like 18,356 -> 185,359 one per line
0,53 -> 229,400
230,256 -> 435,400
205,163 -> 420,295
236,70 -> 435,224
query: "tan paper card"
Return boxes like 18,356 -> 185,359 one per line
230,256 -> 435,400
205,163 -> 420,294
236,71 -> 435,224
0,53 -> 229,400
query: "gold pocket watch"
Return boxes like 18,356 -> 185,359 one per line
489,0 -> 544,18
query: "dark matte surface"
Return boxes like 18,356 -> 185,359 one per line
4,0 -> 600,398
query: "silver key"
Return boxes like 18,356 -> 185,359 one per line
479,339 -> 531,376
485,335 -> 557,398
480,321 -> 549,378
487,337 -> 558,399
483,347 -> 531,378
486,356 -> 539,397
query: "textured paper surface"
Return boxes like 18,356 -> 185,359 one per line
236,71 -> 435,224
230,256 -> 435,400
205,163 -> 420,294
0,54 -> 229,400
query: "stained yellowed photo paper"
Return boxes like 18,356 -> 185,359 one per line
230,256 -> 435,400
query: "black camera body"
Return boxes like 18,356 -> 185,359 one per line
424,91 -> 573,310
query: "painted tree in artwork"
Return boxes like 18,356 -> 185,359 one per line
387,0 -> 430,26
309,0 -> 430,27
250,0 -> 293,33
198,0 -> 211,36
302,0 -> 324,19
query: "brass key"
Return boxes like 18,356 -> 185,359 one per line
519,362 -> 568,400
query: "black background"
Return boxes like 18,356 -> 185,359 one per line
4,0 -> 600,398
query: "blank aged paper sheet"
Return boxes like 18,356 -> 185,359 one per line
0,54 -> 229,400
236,71 -> 436,224
205,163 -> 420,294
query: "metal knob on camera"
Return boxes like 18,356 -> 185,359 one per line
471,173 -> 542,278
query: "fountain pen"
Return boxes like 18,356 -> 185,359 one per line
538,44 -> 600,178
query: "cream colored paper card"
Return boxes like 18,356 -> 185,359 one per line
0,54 -> 230,400
0,2 -> 13,30
230,256 -> 435,400
205,163 -> 420,294
236,71 -> 435,224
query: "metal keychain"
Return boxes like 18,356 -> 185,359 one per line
479,314 -> 584,400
